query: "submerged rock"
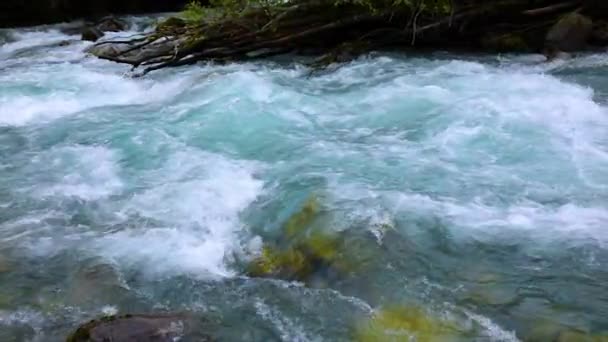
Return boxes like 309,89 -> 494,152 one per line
465,286 -> 518,306
282,197 -> 319,240
355,306 -> 463,342
248,230 -> 345,284
545,13 -> 593,52
523,319 -> 608,342
247,197 -> 371,284
66,261 -> 129,308
66,314 -> 201,342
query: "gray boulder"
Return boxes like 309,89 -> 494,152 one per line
85,42 -> 129,58
545,12 -> 593,52
96,16 -> 129,32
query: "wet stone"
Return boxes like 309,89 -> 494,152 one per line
66,314 -> 207,342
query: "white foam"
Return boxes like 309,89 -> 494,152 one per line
333,186 -> 608,247
312,56 -> 608,247
0,63 -> 194,126
0,95 -> 82,126
0,29 -> 71,57
100,305 -> 119,316
0,30 -> 196,127
29,146 -> 123,201
255,300 -> 321,342
93,150 -> 264,278
0,309 -> 45,333
464,310 -> 520,342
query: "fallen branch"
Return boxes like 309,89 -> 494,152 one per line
522,1 -> 579,16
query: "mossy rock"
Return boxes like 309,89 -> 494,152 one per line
248,245 -> 311,279
464,285 -> 518,306
481,33 -> 529,52
247,229 -> 372,284
248,196 -> 331,282
248,230 -> 343,282
66,314 -> 203,342
283,197 -> 320,239
355,306 -> 463,342
247,197 -> 384,284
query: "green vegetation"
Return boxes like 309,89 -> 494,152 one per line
283,196 -> 319,239
181,1 -> 207,23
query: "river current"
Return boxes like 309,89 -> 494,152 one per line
0,17 -> 607,341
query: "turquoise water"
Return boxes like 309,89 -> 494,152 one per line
1,19 -> 608,341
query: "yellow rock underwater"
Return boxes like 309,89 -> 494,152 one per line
355,307 -> 463,342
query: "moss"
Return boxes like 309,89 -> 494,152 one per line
247,197 -> 379,283
355,306 -> 461,342
248,246 -> 310,279
248,230 -> 346,281
248,197 -> 328,281
283,197 -> 320,239
300,231 -> 339,261
248,233 -> 338,281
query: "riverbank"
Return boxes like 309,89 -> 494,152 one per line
78,0 -> 608,75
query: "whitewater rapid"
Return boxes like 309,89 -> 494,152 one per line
0,19 -> 607,341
